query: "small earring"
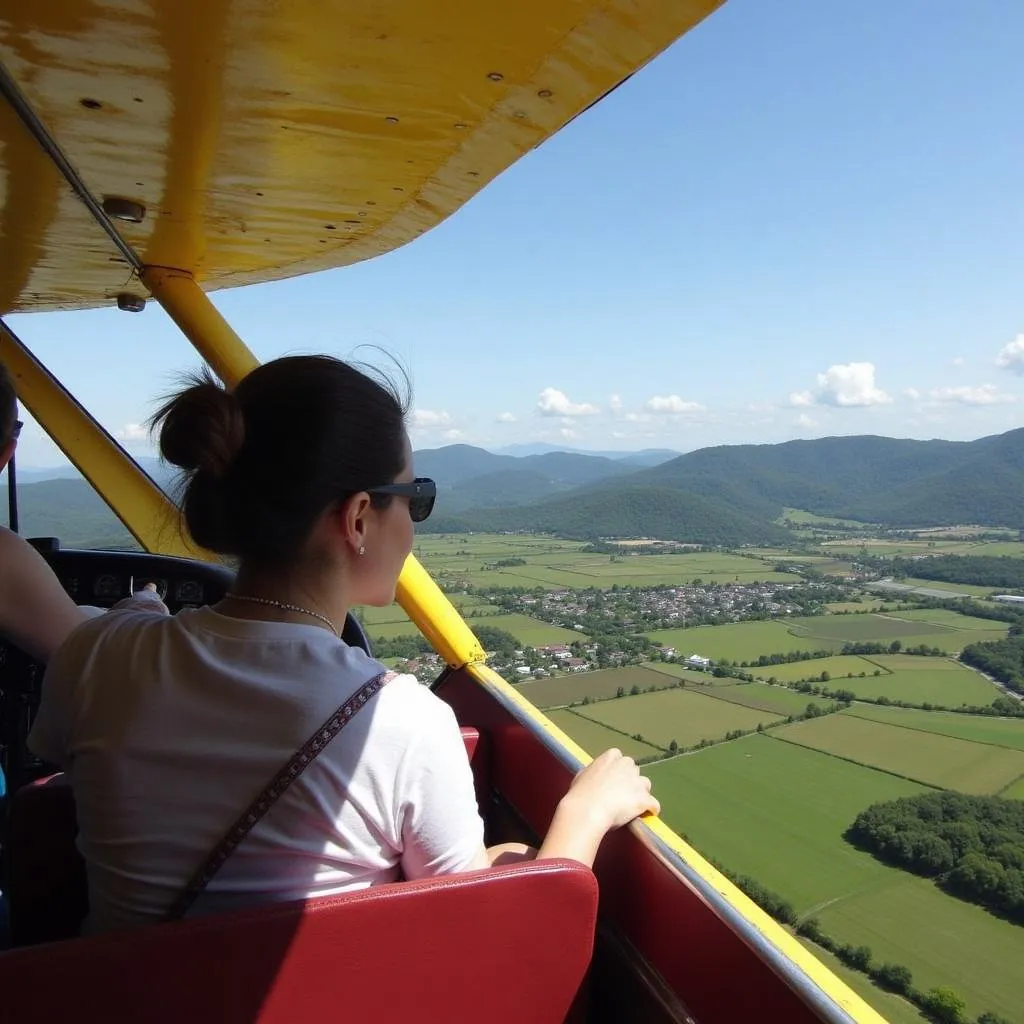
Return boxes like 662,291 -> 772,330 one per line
358,545 -> 365,556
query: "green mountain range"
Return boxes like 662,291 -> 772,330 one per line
7,429 -> 1024,548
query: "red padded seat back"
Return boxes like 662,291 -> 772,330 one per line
3,774 -> 87,946
0,860 -> 598,1024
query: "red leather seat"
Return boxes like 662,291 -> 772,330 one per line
0,859 -> 597,1024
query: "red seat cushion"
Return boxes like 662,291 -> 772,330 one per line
0,860 -> 598,1024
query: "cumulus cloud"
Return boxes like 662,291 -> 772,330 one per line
791,362 -> 891,407
609,394 -> 623,413
794,412 -> 816,429
536,387 -> 599,417
996,335 -> 1024,375
495,412 -> 517,423
644,394 -> 705,415
443,428 -> 466,441
559,427 -> 577,439
788,390 -> 815,408
903,388 -> 921,401
116,423 -> 149,443
928,385 -> 1017,406
409,409 -> 453,429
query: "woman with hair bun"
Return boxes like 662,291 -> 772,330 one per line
29,355 -> 658,935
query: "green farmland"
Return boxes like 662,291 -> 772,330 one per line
413,535 -> 794,590
545,709 -> 661,760
578,688 -> 783,750
647,736 -> 1024,1021
645,621 -> 844,662
775,713 -> 1024,794
753,655 -> 876,682
845,703 -> 1024,752
706,683 -> 837,716
1003,776 -> 1024,800
515,665 -> 670,709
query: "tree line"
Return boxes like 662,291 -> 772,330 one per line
848,792 -> 1024,925
960,636 -> 1024,696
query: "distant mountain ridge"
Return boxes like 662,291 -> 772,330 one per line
8,430 -> 1024,548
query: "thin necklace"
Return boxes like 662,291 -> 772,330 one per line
224,593 -> 339,636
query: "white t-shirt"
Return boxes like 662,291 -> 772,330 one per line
28,605 -> 485,935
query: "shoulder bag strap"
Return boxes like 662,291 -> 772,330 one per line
164,670 -> 395,922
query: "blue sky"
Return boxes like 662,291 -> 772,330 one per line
10,0 -> 1024,467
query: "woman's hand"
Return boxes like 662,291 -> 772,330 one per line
563,748 -> 660,831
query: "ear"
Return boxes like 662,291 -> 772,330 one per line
331,491 -> 372,556
0,438 -> 15,472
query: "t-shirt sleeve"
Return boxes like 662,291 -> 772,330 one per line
395,692 -> 486,880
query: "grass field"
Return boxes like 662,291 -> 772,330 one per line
469,613 -> 585,645
787,613 -> 958,642
753,655 -> 877,682
578,689 -> 784,749
896,578 -> 998,598
1003,776 -> 1024,800
707,683 -> 837,716
545,709 -> 662,760
413,535 -> 795,590
645,621 -> 845,662
646,736 -> 1024,1021
845,703 -> 1024,752
515,666 -> 670,709
774,713 -> 1024,793
642,662 -> 735,685
892,608 -> 1013,631
751,654 -> 1000,706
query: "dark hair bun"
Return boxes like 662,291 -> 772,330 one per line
156,373 -> 245,481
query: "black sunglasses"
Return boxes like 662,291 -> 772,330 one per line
12,420 -> 22,440
367,477 -> 436,523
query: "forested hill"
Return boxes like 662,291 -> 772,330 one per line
622,429 -> 1024,528
420,487 -> 792,547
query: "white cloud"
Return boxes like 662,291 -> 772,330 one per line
559,427 -> 577,439
928,384 -> 1017,406
903,388 -> 921,401
116,423 -> 149,443
410,409 -> 453,429
792,362 -> 891,408
951,356 -> 966,367
644,394 -> 706,415
537,387 -> 599,417
495,411 -> 516,423
609,394 -> 623,413
795,412 -> 816,429
996,335 -> 1024,375
623,412 -> 651,423
442,428 -> 467,441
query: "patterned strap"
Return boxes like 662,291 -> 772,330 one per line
165,670 -> 395,922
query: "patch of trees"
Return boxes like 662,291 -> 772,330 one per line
472,626 -> 521,658
848,792 -> 1024,924
840,640 -> 946,656
878,555 -> 1024,589
370,634 -> 432,659
960,636 -> 1024,696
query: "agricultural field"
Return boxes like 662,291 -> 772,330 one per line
647,736 -> 1024,1021
515,665 -> 669,709
641,662 -> 731,686
845,703 -> 1024,752
545,709 -> 661,760
414,535 -> 794,590
707,682 -> 837,716
887,578 -> 998,598
468,613 -> 584,645
645,621 -> 845,662
774,713 -> 1024,794
825,600 -> 886,612
754,655 -> 877,682
577,689 -> 784,750
1003,776 -> 1024,800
